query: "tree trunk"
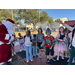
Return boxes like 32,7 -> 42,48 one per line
33,24 -> 36,31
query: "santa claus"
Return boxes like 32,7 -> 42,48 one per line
0,19 -> 15,65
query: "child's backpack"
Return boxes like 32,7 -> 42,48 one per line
24,35 -> 32,42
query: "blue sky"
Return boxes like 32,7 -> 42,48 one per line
21,9 -> 75,23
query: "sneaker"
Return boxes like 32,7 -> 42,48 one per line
62,56 -> 64,60
31,60 -> 33,62
26,60 -> 29,63
33,56 -> 35,58
36,55 -> 38,57
52,58 -> 56,61
57,57 -> 59,61
20,50 -> 22,52
46,59 -> 50,63
6,62 -> 12,65
39,55 -> 42,59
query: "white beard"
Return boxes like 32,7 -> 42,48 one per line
2,21 -> 14,42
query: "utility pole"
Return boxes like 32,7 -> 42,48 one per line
11,9 -> 14,20
39,9 -> 40,28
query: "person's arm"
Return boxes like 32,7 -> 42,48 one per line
65,33 -> 70,41
32,40 -> 36,43
18,36 -> 23,39
59,19 -> 73,31
41,37 -> 46,47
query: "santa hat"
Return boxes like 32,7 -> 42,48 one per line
2,19 -> 15,26
45,28 -> 51,34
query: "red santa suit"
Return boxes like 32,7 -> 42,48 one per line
0,19 -> 15,64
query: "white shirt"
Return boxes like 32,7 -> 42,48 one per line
25,36 -> 32,46
72,33 -> 75,47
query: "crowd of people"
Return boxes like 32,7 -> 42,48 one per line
0,19 -> 75,65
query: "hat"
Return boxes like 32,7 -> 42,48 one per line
45,28 -> 51,34
2,19 -> 15,26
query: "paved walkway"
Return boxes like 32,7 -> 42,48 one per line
14,41 -> 50,65
12,41 -> 68,65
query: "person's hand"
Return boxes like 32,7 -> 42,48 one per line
59,19 -> 65,25
36,43 -> 37,46
60,39 -> 63,42
63,40 -> 66,42
50,46 -> 52,49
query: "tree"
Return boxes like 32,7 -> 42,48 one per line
55,19 -> 62,23
14,9 -> 54,30
0,9 -> 12,24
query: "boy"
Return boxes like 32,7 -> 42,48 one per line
41,28 -> 55,63
32,34 -> 38,58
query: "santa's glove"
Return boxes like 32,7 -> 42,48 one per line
6,42 -> 11,44
5,34 -> 10,40
10,36 -> 14,42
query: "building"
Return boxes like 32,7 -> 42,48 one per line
16,17 -> 69,31
53,17 -> 69,27
64,20 -> 75,27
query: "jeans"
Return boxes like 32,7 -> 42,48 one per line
68,46 -> 75,65
25,46 -> 33,60
33,46 -> 38,56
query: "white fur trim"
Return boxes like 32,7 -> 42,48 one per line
0,41 -> 10,45
5,34 -> 9,40
2,20 -> 15,26
0,62 -> 4,65
0,41 -> 4,45
8,58 -> 12,62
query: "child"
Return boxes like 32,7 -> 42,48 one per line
18,33 -> 25,52
59,20 -> 74,63
11,34 -> 17,56
68,28 -> 75,65
36,28 -> 44,59
24,30 -> 33,63
64,28 -> 70,57
32,34 -> 38,58
54,27 -> 68,61
41,28 -> 55,63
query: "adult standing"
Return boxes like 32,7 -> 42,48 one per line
0,19 -> 15,65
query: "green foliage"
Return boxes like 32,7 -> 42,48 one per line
0,9 -> 54,29
55,19 -> 62,23
0,9 -> 12,24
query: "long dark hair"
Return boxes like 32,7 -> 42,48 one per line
27,30 -> 31,36
72,28 -> 75,39
38,28 -> 43,33
59,26 -> 64,34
